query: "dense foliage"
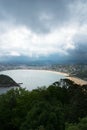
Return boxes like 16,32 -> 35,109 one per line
0,79 -> 87,130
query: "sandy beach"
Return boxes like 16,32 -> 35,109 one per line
67,76 -> 87,85
50,70 -> 87,86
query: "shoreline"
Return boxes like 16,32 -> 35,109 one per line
29,69 -> 87,85
40,69 -> 87,85
36,69 -> 69,76
0,68 -> 87,85
45,70 -> 87,85
0,69 -> 69,76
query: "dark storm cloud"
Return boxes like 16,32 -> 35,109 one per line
68,34 -> 87,62
0,0 -> 74,33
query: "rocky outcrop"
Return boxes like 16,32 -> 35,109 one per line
0,74 -> 19,87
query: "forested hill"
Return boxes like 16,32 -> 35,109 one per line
0,74 -> 19,87
0,79 -> 87,130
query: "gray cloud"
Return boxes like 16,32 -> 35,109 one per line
0,0 -> 74,33
0,0 -> 86,63
68,29 -> 87,62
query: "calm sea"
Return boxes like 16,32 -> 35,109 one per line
0,69 -> 66,93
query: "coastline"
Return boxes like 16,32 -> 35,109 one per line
37,69 -> 69,76
0,68 -> 69,76
0,69 -> 87,85
40,69 -> 87,85
46,70 -> 87,85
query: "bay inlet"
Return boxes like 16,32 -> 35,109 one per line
0,69 -> 67,93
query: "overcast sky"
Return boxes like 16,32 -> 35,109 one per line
0,0 -> 87,62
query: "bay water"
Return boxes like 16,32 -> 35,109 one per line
0,69 -> 66,93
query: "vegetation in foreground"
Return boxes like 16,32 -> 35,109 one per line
0,79 -> 87,130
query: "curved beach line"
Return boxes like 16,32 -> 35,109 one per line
28,69 -> 69,76
67,76 -> 87,85
38,69 -> 87,85
43,70 -> 87,85
43,70 -> 69,76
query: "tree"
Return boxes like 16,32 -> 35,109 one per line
65,117 -> 87,130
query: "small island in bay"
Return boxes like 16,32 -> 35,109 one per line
0,74 -> 19,87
